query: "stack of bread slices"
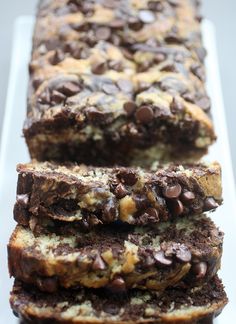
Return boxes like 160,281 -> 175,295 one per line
8,0 -> 228,323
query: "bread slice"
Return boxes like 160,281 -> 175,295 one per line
10,276 -> 227,323
8,215 -> 223,292
15,161 -> 221,230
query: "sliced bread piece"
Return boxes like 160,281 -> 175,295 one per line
10,276 -> 227,323
15,161 -> 221,230
8,215 -> 223,292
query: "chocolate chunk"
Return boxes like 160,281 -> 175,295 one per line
95,27 -> 111,41
182,92 -> 195,103
109,277 -> 126,292
163,184 -> 182,199
92,254 -> 106,271
117,79 -> 133,93
180,191 -> 195,203
138,10 -> 156,24
135,106 -> 154,124
114,183 -> 128,199
154,250 -> 172,266
102,83 -> 119,95
160,77 -> 187,94
204,197 -> 218,211
192,261 -> 207,279
117,170 -> 138,186
103,198 -> 118,222
196,96 -> 211,111
51,90 -> 66,104
49,49 -> 64,65
123,101 -> 137,116
168,199 -> 184,216
128,17 -> 143,31
57,82 -> 80,96
91,61 -> 107,75
16,194 -> 29,206
175,245 -> 191,262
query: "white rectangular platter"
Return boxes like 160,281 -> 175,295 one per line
0,16 -> 235,323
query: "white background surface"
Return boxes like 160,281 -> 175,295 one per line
0,0 -> 235,182
0,17 -> 235,323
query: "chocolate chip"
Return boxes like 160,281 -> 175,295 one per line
92,254 -> 106,270
16,194 -> 29,206
85,107 -> 107,123
182,92 -> 195,103
117,170 -> 138,186
49,49 -> 64,65
114,183 -> 128,199
95,27 -> 111,41
110,19 -> 125,29
128,17 -> 143,31
170,97 -> 184,113
109,277 -> 126,292
192,261 -> 207,279
191,64 -> 206,81
168,199 -> 184,216
163,184 -> 182,199
154,250 -> 172,266
103,198 -> 118,222
123,101 -> 137,116
168,0 -> 180,6
102,83 -> 119,95
139,10 -> 156,23
176,246 -> 191,262
91,61 -> 107,75
135,106 -> 154,124
204,197 -> 218,211
180,191 -> 195,203
142,208 -> 159,221
103,303 -> 120,315
51,90 -> 66,104
57,82 -> 80,96
160,63 -> 177,73
117,79 -> 133,93
196,96 -> 211,111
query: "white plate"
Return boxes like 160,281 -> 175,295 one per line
0,16 -> 235,323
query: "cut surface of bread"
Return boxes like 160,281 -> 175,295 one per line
15,161 -> 222,230
10,276 -> 228,323
8,215 -> 223,292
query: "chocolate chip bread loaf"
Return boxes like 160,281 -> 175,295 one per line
14,161 -> 221,230
8,215 -> 223,292
25,0 -> 215,166
11,276 -> 227,324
